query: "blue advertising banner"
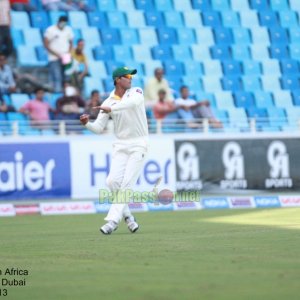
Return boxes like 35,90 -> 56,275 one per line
0,143 -> 71,199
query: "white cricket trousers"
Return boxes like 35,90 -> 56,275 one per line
104,138 -> 148,224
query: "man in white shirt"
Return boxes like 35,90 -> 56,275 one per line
43,16 -> 74,92
80,67 -> 149,235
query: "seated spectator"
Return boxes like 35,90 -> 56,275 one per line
85,89 -> 102,119
66,39 -> 88,93
42,0 -> 76,11
144,68 -> 174,108
10,0 -> 36,11
56,82 -> 85,120
0,93 -> 15,113
19,88 -> 54,129
175,86 -> 222,129
153,89 -> 177,120
0,54 -> 16,94
0,1 -> 13,57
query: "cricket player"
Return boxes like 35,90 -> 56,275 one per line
80,67 -> 149,235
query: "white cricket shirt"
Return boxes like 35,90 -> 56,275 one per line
85,87 -> 149,141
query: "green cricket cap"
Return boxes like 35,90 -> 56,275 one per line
112,67 -> 137,79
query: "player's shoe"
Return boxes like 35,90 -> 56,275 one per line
125,216 -> 139,233
100,221 -> 118,235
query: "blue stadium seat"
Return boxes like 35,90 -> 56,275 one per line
269,27 -> 288,45
138,28 -> 158,45
289,44 -> 300,60
279,11 -> 298,28
167,75 -> 183,92
11,11 -> 31,29
172,45 -> 192,61
132,45 -> 152,60
221,11 -> 240,28
227,108 -> 249,128
151,45 -> 172,60
191,0 -> 211,10
163,61 -> 184,76
182,11 -> 202,28
173,0 -> 192,11
181,76 -> 203,94
87,12 -> 108,28
153,0 -> 173,11
69,12 -> 89,29
261,59 -> 281,75
84,77 -> 104,96
126,11 -> 146,28
106,11 -> 127,28
195,92 -> 216,107
143,60 -> 163,76
164,11 -> 184,28
234,91 -> 255,108
222,76 -> 242,91
246,108 -> 268,128
202,76 -> 222,92
290,0 -> 300,10
232,27 -> 251,45
97,0 -> 116,11
240,11 -> 260,28
105,61 -> 124,75
281,75 -> 300,90
120,28 -> 139,45
10,94 -> 30,110
231,45 -> 251,60
269,45 -> 289,59
259,11 -> 279,28
112,45 -> 133,61
195,28 -> 214,45
93,45 -> 113,60
145,12 -> 164,27
270,0 -> 289,11
211,0 -> 230,11
17,46 -> 44,67
134,0 -> 154,10
213,27 -> 233,45
211,109 -> 228,123
191,45 -> 211,60
103,77 -> 116,92
183,61 -> 203,75
210,45 -> 231,60
10,29 -> 24,47
254,91 -> 274,107
30,11 -> 49,30
242,60 -> 261,76
36,46 -> 48,64
72,29 -> 82,44
249,0 -> 268,10
202,11 -> 221,27
251,28 -> 270,45
214,91 -> 235,109
222,60 -> 242,76
231,0 -> 250,11
156,28 -> 177,45
176,28 -> 196,45
7,112 -> 28,122
116,0 -> 135,10
272,90 -> 294,107
100,28 -> 120,45
125,61 -> 144,77
203,60 -> 222,76
267,107 -> 287,127
291,90 -> 300,106
242,75 -> 262,91
280,59 -> 299,75
88,61 -> 107,78
81,28 -> 101,48
261,76 -> 281,90
251,45 -> 270,60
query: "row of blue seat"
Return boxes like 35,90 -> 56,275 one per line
11,9 -> 300,31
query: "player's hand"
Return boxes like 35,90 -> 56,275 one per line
79,114 -> 89,125
93,106 -> 111,113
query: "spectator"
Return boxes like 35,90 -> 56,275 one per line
175,86 -> 223,129
42,0 -> 75,11
44,16 -> 74,93
144,68 -> 174,108
85,90 -> 102,119
0,0 -> 13,57
153,89 -> 177,120
19,88 -> 54,129
10,0 -> 36,11
56,82 -> 85,120
0,54 -> 16,94
66,39 -> 88,92
0,93 -> 15,113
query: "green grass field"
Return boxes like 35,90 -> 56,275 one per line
1,208 -> 300,300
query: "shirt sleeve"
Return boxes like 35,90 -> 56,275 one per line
110,88 -> 144,113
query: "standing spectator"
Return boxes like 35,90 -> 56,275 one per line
19,88 -> 54,129
85,90 -> 102,119
0,54 -> 16,94
10,0 -> 36,11
44,16 -> 74,93
67,39 -> 88,92
42,0 -> 75,11
0,0 -> 13,57
153,89 -> 176,120
144,68 -> 174,108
